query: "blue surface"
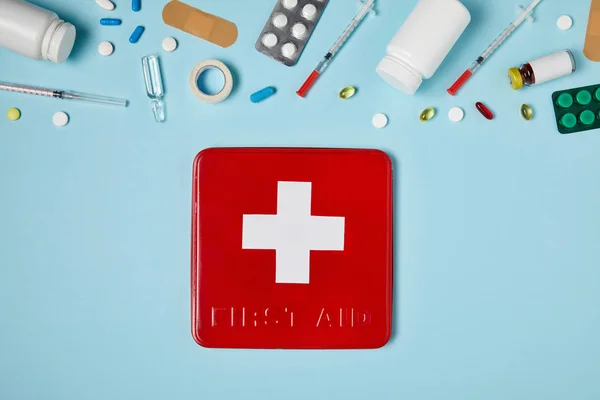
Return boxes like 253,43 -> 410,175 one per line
1,0 -> 600,398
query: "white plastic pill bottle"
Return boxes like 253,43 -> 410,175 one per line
376,0 -> 471,95
0,0 -> 76,63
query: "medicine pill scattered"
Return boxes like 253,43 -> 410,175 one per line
419,107 -> 435,121
129,25 -> 145,43
100,18 -> 121,26
580,109 -> 595,125
273,14 -> 288,29
520,104 -> 533,121
162,37 -> 178,52
339,86 -> 356,99
98,41 -> 114,56
250,86 -> 277,103
576,90 -> 592,105
53,111 -> 69,127
6,107 -> 21,121
262,33 -> 278,48
132,0 -> 141,12
281,42 -> 297,59
302,4 -> 317,20
95,0 -> 115,11
475,102 -> 494,120
292,23 -> 307,39
372,113 -> 388,129
282,0 -> 298,10
448,107 -> 464,122
557,15 -> 573,30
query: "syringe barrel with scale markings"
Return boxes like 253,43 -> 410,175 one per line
447,0 -> 542,96
0,81 -> 128,107
297,0 -> 375,98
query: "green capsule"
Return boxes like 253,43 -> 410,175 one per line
560,113 -> 577,129
579,110 -> 595,125
339,86 -> 356,99
576,90 -> 592,105
419,107 -> 436,121
557,93 -> 573,108
520,104 -> 533,121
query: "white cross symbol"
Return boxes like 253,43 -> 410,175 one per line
242,181 -> 345,284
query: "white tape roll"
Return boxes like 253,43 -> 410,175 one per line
189,59 -> 233,103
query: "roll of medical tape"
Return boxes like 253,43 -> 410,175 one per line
189,59 -> 233,103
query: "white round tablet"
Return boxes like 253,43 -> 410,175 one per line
292,23 -> 307,39
53,111 -> 69,127
372,113 -> 388,129
273,13 -> 288,28
557,15 -> 573,30
281,42 -> 297,59
95,0 -> 115,11
282,0 -> 298,10
98,41 -> 114,56
162,37 -> 178,52
262,33 -> 278,48
448,107 -> 465,122
302,4 -> 317,20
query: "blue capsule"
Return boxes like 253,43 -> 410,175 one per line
132,0 -> 141,12
100,18 -> 122,26
129,26 -> 145,43
250,86 -> 276,103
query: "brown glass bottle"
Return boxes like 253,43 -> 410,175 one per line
508,50 -> 576,90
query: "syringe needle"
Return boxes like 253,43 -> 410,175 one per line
447,0 -> 542,96
297,0 -> 375,98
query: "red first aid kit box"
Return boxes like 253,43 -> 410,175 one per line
191,148 -> 394,349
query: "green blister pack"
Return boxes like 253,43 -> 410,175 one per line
552,83 -> 600,134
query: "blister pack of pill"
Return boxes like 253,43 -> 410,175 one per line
255,0 -> 330,67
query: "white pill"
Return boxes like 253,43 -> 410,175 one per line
53,111 -> 69,127
372,113 -> 388,129
162,37 -> 178,52
292,23 -> 307,39
95,0 -> 115,11
282,0 -> 298,10
262,33 -> 278,48
281,42 -> 297,59
448,107 -> 464,122
98,41 -> 114,56
302,4 -> 317,20
273,13 -> 288,29
557,15 -> 573,30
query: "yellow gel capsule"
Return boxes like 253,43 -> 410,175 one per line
6,107 -> 21,121
419,107 -> 435,121
339,86 -> 356,99
520,104 -> 533,121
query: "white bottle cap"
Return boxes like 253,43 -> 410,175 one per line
44,20 -> 77,63
376,56 -> 423,95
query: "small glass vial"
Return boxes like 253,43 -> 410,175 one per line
141,55 -> 166,123
508,50 -> 576,90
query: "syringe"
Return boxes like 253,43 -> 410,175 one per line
447,0 -> 542,96
0,81 -> 128,107
297,0 -> 375,98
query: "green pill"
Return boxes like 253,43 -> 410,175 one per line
579,110 -> 595,125
576,90 -> 592,105
595,87 -> 600,101
560,113 -> 577,129
557,93 -> 573,108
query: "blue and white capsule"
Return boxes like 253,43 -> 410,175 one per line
129,26 -> 145,43
250,86 -> 276,103
100,18 -> 122,26
132,0 -> 141,12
